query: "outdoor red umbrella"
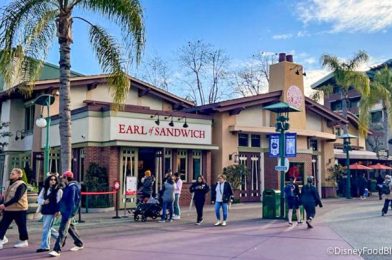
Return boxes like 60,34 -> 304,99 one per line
368,163 -> 392,170
349,163 -> 372,170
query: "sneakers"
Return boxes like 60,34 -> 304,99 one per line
158,220 -> 165,223
14,240 -> 28,248
297,221 -> 303,224
70,246 -> 84,252
168,219 -> 173,223
0,236 -> 8,249
288,222 -> 293,226
382,210 -> 385,216
221,221 -> 227,226
306,219 -> 313,229
214,221 -> 222,226
49,250 -> 61,257
172,215 -> 180,220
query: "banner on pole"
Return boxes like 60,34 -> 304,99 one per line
269,134 -> 280,157
285,133 -> 297,157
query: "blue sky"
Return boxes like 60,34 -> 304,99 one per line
1,0 -> 392,95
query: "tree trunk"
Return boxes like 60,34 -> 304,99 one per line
57,14 -> 73,173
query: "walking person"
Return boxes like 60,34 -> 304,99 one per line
190,176 -> 210,225
301,176 -> 322,229
211,174 -> 233,226
377,174 -> 384,200
159,175 -> 175,223
49,171 -> 83,257
36,175 -> 63,253
284,177 -> 302,226
359,173 -> 368,200
381,175 -> 392,216
173,172 -> 183,220
0,168 -> 29,249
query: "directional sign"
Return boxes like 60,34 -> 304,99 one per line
275,165 -> 289,172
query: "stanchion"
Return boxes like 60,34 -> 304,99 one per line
113,189 -> 120,219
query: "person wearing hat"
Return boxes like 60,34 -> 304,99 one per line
0,168 -> 29,250
381,175 -> 392,216
300,176 -> 322,228
49,170 -> 83,257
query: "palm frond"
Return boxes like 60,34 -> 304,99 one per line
346,72 -> 370,96
0,0 -> 53,86
348,50 -> 368,71
89,24 -> 129,110
321,55 -> 341,72
81,0 -> 145,63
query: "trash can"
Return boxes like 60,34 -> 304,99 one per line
262,189 -> 281,219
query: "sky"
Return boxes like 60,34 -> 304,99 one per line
1,0 -> 392,97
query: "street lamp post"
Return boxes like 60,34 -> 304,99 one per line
264,102 -> 300,218
337,133 -> 357,199
34,94 -> 55,176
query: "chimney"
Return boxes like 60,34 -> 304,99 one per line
286,55 -> 293,62
278,53 -> 286,62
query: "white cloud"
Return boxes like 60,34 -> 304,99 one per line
297,0 -> 392,32
272,33 -> 293,40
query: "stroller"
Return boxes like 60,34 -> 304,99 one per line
133,196 -> 161,222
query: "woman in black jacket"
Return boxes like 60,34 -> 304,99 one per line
190,176 -> 210,225
211,174 -> 233,226
301,176 -> 322,228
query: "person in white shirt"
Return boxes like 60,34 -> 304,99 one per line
173,172 -> 183,219
211,174 -> 233,226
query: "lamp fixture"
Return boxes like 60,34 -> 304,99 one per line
150,114 -> 160,126
168,116 -> 174,127
15,130 -> 25,141
183,118 -> 188,128
36,115 -> 47,128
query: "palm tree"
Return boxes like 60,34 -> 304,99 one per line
360,67 -> 392,151
321,51 -> 370,135
0,1 -> 144,173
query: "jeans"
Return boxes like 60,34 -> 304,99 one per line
0,210 -> 28,241
382,199 -> 392,214
40,214 -> 55,249
53,217 -> 83,252
174,194 -> 181,216
194,200 -> 205,222
161,200 -> 173,221
214,202 -> 228,221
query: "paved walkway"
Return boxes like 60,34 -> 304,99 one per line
0,197 -> 390,259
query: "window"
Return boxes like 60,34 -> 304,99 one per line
285,162 -> 305,185
192,151 -> 202,180
330,101 -> 342,111
238,133 -> 249,147
177,150 -> 187,181
371,111 -> 383,123
251,134 -> 261,147
332,86 -> 341,94
309,139 -> 318,151
164,149 -> 172,174
24,105 -> 35,133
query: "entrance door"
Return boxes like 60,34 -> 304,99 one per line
120,148 -> 138,208
239,152 -> 261,202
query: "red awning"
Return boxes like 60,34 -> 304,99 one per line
368,163 -> 392,170
349,163 -> 372,170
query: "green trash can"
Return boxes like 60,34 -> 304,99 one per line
370,179 -> 377,193
262,189 -> 281,219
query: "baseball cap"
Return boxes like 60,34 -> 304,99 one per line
63,170 -> 74,179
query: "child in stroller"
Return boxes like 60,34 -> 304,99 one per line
133,194 -> 161,222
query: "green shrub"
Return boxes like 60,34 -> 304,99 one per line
83,163 -> 113,208
223,164 -> 249,191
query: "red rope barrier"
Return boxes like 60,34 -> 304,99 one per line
81,191 -> 116,196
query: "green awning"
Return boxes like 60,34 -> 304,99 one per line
263,102 -> 301,113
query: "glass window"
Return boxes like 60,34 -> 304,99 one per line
285,162 -> 305,185
164,149 -> 172,174
238,133 -> 249,147
309,139 -> 318,151
24,105 -> 35,133
251,134 -> 260,147
371,111 -> 382,123
192,151 -> 202,180
177,150 -> 187,181
330,101 -> 342,111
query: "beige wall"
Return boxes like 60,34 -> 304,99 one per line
306,111 -> 323,132
235,107 -> 264,127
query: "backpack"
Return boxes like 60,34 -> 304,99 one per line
69,182 -> 81,216
382,182 -> 391,195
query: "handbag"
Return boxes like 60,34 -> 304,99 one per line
33,205 -> 42,221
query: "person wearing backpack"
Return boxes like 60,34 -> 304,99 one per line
284,177 -> 302,226
49,171 -> 83,257
381,175 -> 392,216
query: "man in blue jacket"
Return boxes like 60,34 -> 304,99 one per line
49,170 -> 83,257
